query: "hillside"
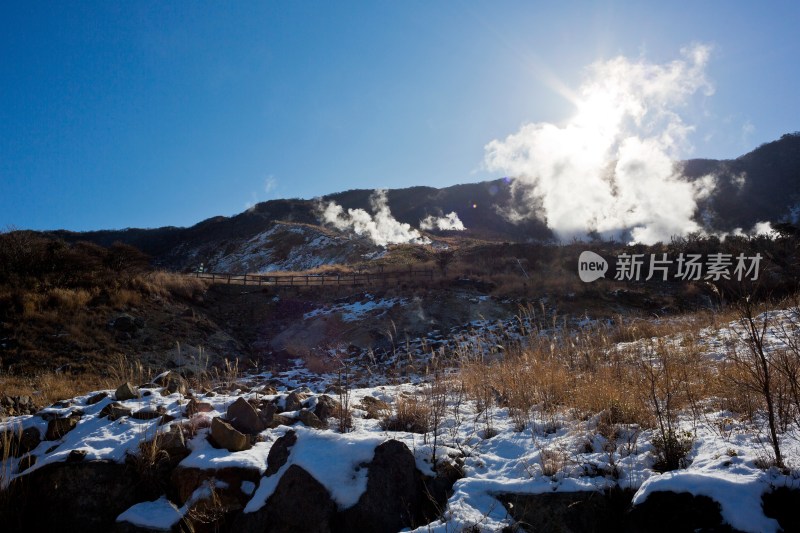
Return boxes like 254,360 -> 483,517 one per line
46,133 -> 800,273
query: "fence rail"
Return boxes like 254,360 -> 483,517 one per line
192,269 -> 435,287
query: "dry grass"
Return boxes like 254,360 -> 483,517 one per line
133,271 -> 209,300
381,394 -> 432,433
46,287 -> 96,311
455,309 -> 726,441
0,371 -> 109,407
109,288 -> 143,309
107,353 -> 152,388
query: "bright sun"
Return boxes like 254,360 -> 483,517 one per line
573,89 -> 621,131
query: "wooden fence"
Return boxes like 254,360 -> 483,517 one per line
192,269 -> 435,287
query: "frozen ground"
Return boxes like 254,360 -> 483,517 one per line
2,308 -> 800,531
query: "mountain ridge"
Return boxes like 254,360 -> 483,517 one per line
45,133 -> 800,271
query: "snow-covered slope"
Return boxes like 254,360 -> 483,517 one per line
178,222 -> 380,273
3,309 -> 800,532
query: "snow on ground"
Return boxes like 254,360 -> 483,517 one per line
208,223 -> 370,273
2,307 -> 800,531
303,293 -> 407,322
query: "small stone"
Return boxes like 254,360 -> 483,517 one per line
99,402 -> 133,421
314,395 -> 340,421
185,398 -> 214,416
360,396 -> 391,419
131,406 -> 166,420
67,449 -> 88,462
38,411 -> 60,422
209,417 -> 251,452
259,402 -> 277,426
298,409 -> 327,430
268,414 -> 296,429
115,382 -> 139,401
153,371 -> 188,395
284,391 -> 308,412
86,392 -> 108,405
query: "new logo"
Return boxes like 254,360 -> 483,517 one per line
578,251 -> 608,282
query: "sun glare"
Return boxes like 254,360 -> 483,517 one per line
573,90 -> 621,132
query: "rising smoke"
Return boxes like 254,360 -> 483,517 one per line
485,45 -> 719,245
320,191 -> 466,245
319,190 -> 431,246
420,211 -> 466,231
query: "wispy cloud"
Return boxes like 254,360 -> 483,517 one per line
245,175 -> 279,211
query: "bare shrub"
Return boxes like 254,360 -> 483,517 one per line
540,447 -> 567,478
725,297 -> 784,469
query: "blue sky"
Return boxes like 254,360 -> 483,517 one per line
2,1 -> 798,231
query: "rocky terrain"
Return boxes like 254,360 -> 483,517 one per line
3,306 -> 800,532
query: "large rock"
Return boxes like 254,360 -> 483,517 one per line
0,460 -> 139,533
500,489 -> 635,533
115,382 -> 139,401
234,465 -> 336,533
209,416 -> 251,452
227,397 -> 267,434
336,439 -> 436,533
265,430 -> 297,476
45,416 -> 78,440
626,491 -> 732,533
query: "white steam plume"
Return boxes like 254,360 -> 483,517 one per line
485,44 -> 717,245
420,212 -> 466,231
320,190 -> 430,246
